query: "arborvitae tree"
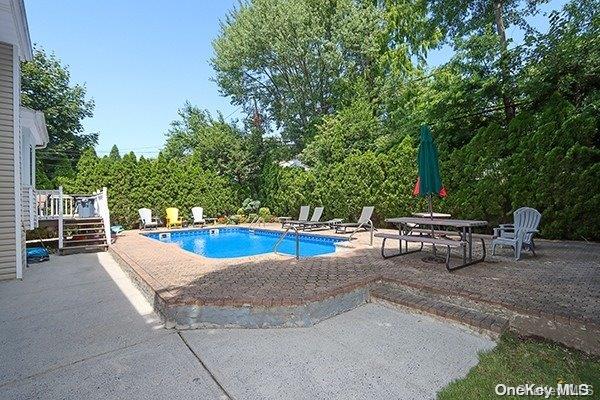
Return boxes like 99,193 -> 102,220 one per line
65,148 -> 100,193
108,145 -> 121,160
109,152 -> 137,226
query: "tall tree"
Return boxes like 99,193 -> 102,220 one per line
376,0 -> 441,71
212,0 -> 385,148
163,103 -> 262,194
428,0 -> 547,122
21,47 -> 96,185
108,145 -> 121,160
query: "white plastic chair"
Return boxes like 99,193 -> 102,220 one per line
192,207 -> 205,227
138,208 -> 159,230
492,207 -> 541,260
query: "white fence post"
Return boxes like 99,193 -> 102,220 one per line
101,187 -> 111,246
58,186 -> 64,251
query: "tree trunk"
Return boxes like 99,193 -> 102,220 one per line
493,0 -> 516,122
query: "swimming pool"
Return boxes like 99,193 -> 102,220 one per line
144,227 -> 346,258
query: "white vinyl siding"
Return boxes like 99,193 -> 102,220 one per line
20,131 -> 34,230
0,41 -> 17,280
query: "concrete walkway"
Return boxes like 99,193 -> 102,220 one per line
0,253 -> 494,399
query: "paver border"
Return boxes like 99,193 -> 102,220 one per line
109,246 -> 370,328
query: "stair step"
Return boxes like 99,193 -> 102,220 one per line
63,238 -> 107,245
371,282 -> 509,334
64,226 -> 105,231
64,222 -> 104,227
64,232 -> 106,238
64,219 -> 103,224
60,244 -> 107,254
63,227 -> 105,232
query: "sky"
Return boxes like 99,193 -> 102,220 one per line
26,0 -> 568,157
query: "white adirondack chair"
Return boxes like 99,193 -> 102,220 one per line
138,208 -> 159,230
192,207 -> 205,226
492,207 -> 541,260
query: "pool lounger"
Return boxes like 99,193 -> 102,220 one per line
300,218 -> 344,231
286,206 -> 323,228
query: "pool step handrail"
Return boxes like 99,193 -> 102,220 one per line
248,214 -> 265,229
273,226 -> 300,259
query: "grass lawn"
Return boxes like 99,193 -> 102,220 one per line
438,334 -> 600,399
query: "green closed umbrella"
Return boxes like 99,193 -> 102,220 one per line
413,125 -> 447,217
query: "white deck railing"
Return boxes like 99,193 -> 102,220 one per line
35,186 -> 111,250
36,188 -> 74,220
92,187 -> 112,246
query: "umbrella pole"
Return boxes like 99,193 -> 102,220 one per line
429,194 -> 437,256
428,194 -> 433,219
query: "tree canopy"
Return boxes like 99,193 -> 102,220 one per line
212,0 -> 387,147
21,47 -> 96,187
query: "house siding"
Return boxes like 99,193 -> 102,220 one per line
0,42 -> 17,280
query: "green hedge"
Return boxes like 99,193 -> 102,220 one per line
259,110 -> 599,241
259,137 -> 429,224
444,95 -> 600,240
64,151 -> 241,228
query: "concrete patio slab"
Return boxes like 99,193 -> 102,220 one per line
0,253 -> 167,386
0,333 -> 227,400
182,304 -> 495,400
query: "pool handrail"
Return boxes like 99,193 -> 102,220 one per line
273,226 -> 300,259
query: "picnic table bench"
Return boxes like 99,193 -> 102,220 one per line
376,217 -> 488,271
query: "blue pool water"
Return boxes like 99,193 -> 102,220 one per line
145,227 -> 345,258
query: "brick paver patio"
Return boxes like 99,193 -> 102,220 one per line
110,224 -> 600,354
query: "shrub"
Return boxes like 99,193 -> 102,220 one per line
258,207 -> 271,221
242,198 -> 261,213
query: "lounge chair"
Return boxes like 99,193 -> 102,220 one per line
300,209 -> 344,230
283,206 -> 310,228
335,206 -> 375,234
165,207 -> 184,229
302,219 -> 344,231
292,206 -> 324,229
492,207 -> 541,260
139,208 -> 160,230
191,207 -> 205,227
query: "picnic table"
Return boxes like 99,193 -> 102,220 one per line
376,217 -> 488,271
412,212 -> 451,218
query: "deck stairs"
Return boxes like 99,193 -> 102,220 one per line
60,217 -> 108,254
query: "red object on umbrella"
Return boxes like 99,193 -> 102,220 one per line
413,178 -> 421,196
413,177 -> 447,198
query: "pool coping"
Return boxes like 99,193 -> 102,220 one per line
143,225 -> 349,242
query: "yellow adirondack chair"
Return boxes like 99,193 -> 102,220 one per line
165,207 -> 184,229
